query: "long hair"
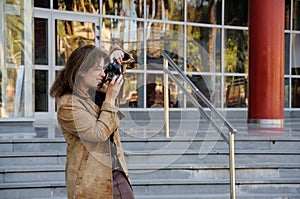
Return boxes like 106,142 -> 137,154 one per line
50,45 -> 109,98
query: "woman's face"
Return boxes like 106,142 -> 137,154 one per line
80,57 -> 106,90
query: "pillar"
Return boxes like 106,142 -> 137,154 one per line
248,0 -> 285,125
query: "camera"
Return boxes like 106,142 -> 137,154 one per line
98,53 -> 135,88
105,62 -> 124,82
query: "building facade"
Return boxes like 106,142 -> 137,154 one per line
0,0 -> 299,123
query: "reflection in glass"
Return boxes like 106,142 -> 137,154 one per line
146,0 -> 184,21
0,67 -> 25,117
186,75 -> 220,108
186,26 -> 221,72
35,70 -> 48,112
224,0 -> 248,26
55,20 -> 95,65
224,29 -> 248,73
285,0 -> 291,30
292,78 -> 300,107
54,0 -> 99,14
119,73 -> 144,108
187,0 -> 221,24
102,18 -> 144,69
6,14 -> 23,65
224,76 -> 248,108
293,0 -> 300,30
284,78 -> 289,108
292,33 -> 300,71
34,0 -> 50,8
146,23 -> 184,70
103,0 -> 139,17
146,74 -> 179,108
284,33 -> 290,75
35,18 -> 48,65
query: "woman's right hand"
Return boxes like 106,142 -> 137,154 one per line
104,75 -> 124,106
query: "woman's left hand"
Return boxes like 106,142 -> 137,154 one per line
110,50 -> 124,64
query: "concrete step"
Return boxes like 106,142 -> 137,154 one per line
1,178 -> 300,199
1,136 -> 300,153
1,164 -> 300,183
1,149 -> 299,166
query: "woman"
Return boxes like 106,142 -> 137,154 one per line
50,44 -> 134,199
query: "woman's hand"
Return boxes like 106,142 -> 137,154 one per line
110,50 -> 124,64
104,75 -> 124,106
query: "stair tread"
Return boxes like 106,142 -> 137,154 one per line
1,177 -> 300,188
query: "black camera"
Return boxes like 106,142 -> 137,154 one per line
98,62 -> 123,88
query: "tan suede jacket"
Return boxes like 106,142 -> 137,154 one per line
57,87 -> 129,199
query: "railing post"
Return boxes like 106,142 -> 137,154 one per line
229,132 -> 236,199
163,58 -> 169,138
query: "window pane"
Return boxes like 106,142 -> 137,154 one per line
224,29 -> 248,73
224,76 -> 248,108
119,73 -> 144,108
35,70 -> 48,112
225,0 -> 248,26
293,0 -> 300,30
186,75 -> 220,108
147,0 -> 184,21
146,74 -> 179,108
53,0 -> 99,14
285,0 -> 291,30
101,18 -> 144,69
34,18 -> 48,65
55,20 -> 95,65
34,0 -> 50,8
103,0 -> 140,17
0,67 -> 28,117
284,78 -> 290,108
292,33 -> 300,70
187,0 -> 221,24
6,14 -> 23,65
292,78 -> 300,107
284,33 -> 290,75
146,23 -> 184,70
186,26 -> 221,72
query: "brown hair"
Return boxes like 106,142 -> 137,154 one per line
50,45 -> 109,98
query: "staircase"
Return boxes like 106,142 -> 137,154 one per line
0,119 -> 300,199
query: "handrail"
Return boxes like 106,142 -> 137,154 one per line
162,51 -> 237,199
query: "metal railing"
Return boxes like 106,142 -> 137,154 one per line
162,51 -> 237,199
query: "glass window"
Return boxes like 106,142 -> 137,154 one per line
103,0 -> 140,17
146,0 -> 184,21
284,33 -> 290,75
292,78 -> 300,107
186,75 -> 221,108
6,14 -> 23,65
119,73 -> 144,108
146,23 -> 184,70
101,18 -> 144,69
53,0 -> 99,14
186,26 -> 221,72
293,0 -> 300,30
55,20 -> 95,65
35,70 -> 48,112
292,34 -> 300,69
146,74 -> 179,108
285,0 -> 291,30
34,18 -> 48,65
225,0 -> 248,26
224,76 -> 248,108
187,0 -> 221,24
224,29 -> 248,73
284,78 -> 290,108
34,0 -> 50,8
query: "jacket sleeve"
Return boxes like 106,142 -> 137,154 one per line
57,97 -> 120,142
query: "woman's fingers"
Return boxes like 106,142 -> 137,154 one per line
110,50 -> 124,64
